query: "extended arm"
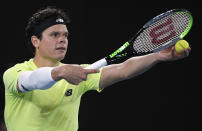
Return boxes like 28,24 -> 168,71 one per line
99,46 -> 191,89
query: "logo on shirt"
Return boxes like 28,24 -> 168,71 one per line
65,89 -> 72,96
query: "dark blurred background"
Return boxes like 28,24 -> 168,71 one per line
0,0 -> 201,131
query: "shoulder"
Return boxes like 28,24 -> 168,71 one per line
3,59 -> 34,81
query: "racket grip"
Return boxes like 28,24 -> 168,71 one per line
85,58 -> 108,69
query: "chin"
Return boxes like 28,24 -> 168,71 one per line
53,52 -> 67,61
56,56 -> 65,61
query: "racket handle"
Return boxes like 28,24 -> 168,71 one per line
85,58 -> 108,69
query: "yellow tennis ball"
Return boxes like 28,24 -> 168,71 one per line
175,40 -> 190,53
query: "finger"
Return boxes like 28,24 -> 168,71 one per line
73,79 -> 83,85
182,47 -> 191,57
171,46 -> 176,58
187,47 -> 191,53
80,74 -> 87,81
183,49 -> 190,57
84,68 -> 100,74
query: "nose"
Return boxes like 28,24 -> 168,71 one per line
59,36 -> 67,44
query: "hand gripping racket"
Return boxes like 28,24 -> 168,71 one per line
86,9 -> 193,69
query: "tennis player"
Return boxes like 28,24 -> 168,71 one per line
3,6 -> 191,131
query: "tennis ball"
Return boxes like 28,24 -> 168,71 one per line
175,40 -> 190,54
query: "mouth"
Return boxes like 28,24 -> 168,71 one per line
56,47 -> 66,51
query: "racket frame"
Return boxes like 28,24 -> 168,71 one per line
86,9 -> 193,69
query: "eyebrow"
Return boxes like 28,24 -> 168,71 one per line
50,31 -> 69,36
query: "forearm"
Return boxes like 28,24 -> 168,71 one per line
17,64 -> 100,92
100,53 -> 159,88
121,53 -> 159,79
17,65 -> 71,92
18,67 -> 56,92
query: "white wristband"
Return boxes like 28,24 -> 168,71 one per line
18,67 -> 56,92
85,58 -> 108,69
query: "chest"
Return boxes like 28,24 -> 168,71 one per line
27,80 -> 84,113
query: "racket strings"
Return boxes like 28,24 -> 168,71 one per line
133,12 -> 191,53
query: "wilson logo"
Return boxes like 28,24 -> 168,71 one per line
149,18 -> 176,44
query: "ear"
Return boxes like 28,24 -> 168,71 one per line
31,36 -> 40,49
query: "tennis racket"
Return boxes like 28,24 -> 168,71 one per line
86,9 -> 193,69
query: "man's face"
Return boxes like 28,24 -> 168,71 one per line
36,24 -> 69,61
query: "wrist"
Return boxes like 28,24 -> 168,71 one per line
149,53 -> 161,64
51,66 -> 64,81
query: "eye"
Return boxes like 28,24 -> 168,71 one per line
64,32 -> 69,38
50,32 -> 59,38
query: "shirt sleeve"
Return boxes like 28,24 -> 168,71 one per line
81,68 -> 103,94
3,65 -> 27,96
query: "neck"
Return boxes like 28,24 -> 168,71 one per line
33,54 -> 61,68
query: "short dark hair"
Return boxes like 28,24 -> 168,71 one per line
25,6 -> 71,54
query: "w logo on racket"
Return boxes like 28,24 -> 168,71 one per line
149,18 -> 176,45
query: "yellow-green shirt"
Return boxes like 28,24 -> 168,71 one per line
3,59 -> 102,131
